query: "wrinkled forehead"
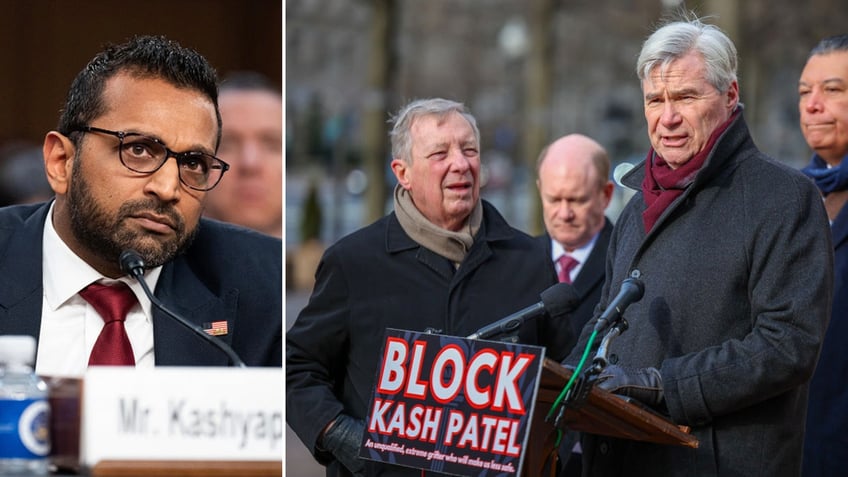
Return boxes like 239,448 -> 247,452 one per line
641,56 -> 713,94
411,112 -> 477,143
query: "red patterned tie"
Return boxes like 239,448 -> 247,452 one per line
557,255 -> 579,284
80,282 -> 137,366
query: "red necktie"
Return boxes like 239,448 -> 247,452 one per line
557,255 -> 579,284
80,282 -> 137,366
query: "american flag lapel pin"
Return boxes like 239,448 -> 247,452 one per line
203,320 -> 228,336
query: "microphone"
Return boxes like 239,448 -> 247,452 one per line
593,278 -> 644,333
119,249 -> 247,368
467,282 -> 580,340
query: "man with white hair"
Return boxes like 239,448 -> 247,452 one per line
563,15 -> 833,476
288,98 -> 573,476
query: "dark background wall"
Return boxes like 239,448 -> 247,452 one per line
0,0 -> 282,145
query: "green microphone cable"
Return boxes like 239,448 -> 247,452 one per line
546,328 -> 599,421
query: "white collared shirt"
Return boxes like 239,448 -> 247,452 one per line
550,232 -> 600,283
36,203 -> 160,377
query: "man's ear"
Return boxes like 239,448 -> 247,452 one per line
391,158 -> 411,190
602,180 -> 615,208
43,131 -> 75,196
725,80 -> 740,110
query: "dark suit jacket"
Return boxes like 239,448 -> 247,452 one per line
804,200 -> 848,476
0,201 -> 282,367
536,218 -> 613,355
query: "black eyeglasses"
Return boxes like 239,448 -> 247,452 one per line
72,126 -> 230,191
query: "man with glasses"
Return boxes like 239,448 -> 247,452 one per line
0,35 -> 281,375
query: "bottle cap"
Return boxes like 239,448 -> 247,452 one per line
0,335 -> 37,366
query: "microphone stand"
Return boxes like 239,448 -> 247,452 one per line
551,280 -> 643,427
466,303 -> 544,341
467,283 -> 580,342
590,319 -> 629,375
559,317 -> 629,414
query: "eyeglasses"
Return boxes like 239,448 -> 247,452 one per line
72,126 -> 230,191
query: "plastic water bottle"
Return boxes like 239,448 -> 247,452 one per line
0,336 -> 50,475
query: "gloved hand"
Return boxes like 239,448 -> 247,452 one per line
320,414 -> 366,475
596,365 -> 664,407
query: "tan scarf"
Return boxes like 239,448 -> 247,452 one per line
393,184 -> 482,267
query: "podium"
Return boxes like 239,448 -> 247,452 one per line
521,359 -> 698,477
361,328 -> 697,476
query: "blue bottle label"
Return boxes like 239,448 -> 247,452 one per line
0,398 -> 51,458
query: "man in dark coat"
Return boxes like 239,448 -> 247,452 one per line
535,134 -> 614,476
535,133 -> 614,353
798,34 -> 848,477
563,17 -> 833,476
287,98 -> 571,476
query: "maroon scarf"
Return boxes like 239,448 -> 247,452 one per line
641,109 -> 739,232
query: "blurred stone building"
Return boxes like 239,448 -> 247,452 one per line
286,0 -> 848,243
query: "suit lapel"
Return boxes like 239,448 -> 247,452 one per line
152,257 -> 239,366
0,204 -> 49,340
572,219 -> 612,300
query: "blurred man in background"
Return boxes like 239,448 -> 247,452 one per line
798,33 -> 848,477
536,133 -> 614,354
204,71 -> 283,238
535,133 -> 614,476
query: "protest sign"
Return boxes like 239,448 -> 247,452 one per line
360,329 -> 544,476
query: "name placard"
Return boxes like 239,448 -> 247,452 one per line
80,367 -> 282,467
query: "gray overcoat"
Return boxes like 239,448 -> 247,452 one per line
568,111 -> 834,476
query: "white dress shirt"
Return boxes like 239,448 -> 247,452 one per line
36,203 -> 161,377
550,232 -> 600,283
